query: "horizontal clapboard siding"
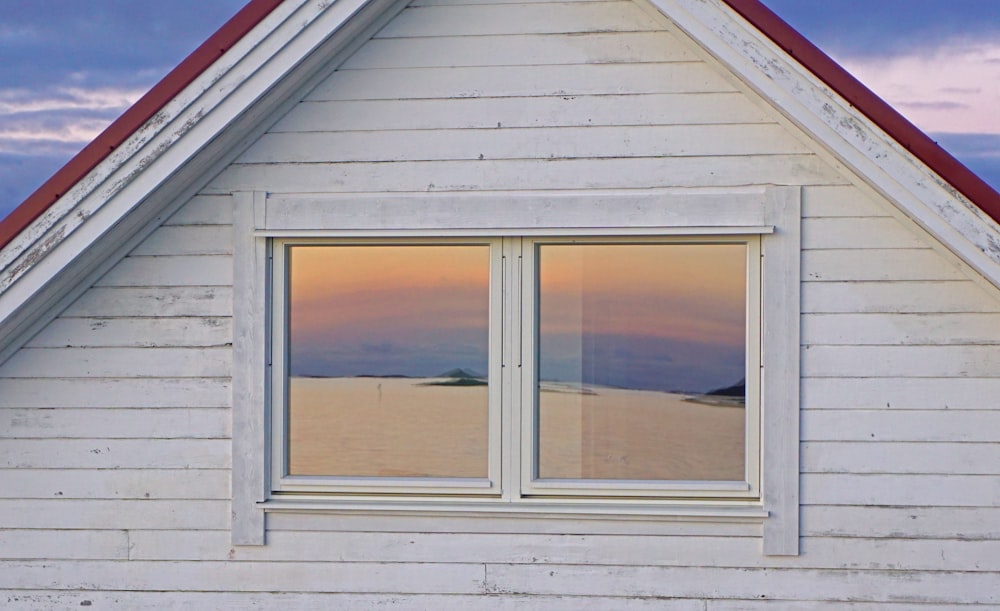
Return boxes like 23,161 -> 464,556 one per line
792,182 -> 1000,606
0,500 -> 230,530
239,124 -> 811,163
270,93 -> 774,132
1,1 -> 998,608
0,378 -> 230,408
0,407 -> 229,439
126,529 -> 1000,572
1,594 -> 986,611
0,127 -> 238,602
208,1 -> 846,198
376,1 -> 661,37
209,156 -> 844,193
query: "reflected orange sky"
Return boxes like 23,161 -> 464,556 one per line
287,242 -> 747,392
288,245 -> 490,378
538,243 -> 746,347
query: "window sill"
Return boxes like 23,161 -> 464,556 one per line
259,497 -> 768,522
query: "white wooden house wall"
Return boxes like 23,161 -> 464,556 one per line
2,0 -> 1000,606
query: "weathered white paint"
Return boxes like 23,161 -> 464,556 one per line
94,255 -> 233,287
239,124 -> 810,163
263,189 -> 773,232
209,156 -> 844,193
271,93 -> 773,132
0,407 -> 230,438
760,185 -> 800,555
26,317 -> 232,348
231,191 -> 268,545
0,0 -> 999,607
312,62 -> 737,101
0,468 -> 229,499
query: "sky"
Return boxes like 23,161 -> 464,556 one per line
0,1 -> 997,220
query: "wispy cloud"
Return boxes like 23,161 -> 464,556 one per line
0,86 -> 145,115
841,43 -> 1000,135
0,86 -> 143,158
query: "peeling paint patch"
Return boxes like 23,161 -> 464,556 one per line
0,225 -> 68,291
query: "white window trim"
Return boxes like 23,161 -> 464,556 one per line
232,187 -> 801,556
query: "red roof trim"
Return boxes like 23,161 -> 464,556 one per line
0,0 -> 285,250
2,0 -> 998,252
721,0 -> 1000,222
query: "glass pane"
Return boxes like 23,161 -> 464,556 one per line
286,245 -> 490,479
537,243 -> 746,482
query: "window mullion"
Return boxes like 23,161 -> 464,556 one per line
500,237 -> 522,501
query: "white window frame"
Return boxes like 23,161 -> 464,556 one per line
517,236 -> 761,500
232,187 -> 801,556
269,237 -> 505,496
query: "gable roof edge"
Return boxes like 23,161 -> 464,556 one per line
721,0 -> 1000,220
650,0 -> 1000,288
0,0 -> 403,363
0,0 -> 286,253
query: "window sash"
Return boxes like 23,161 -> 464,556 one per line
518,236 -> 762,499
269,237 -> 505,495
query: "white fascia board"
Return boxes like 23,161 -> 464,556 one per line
645,0 -> 1000,290
0,0 -> 383,324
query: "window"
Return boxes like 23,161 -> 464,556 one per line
269,237 -> 760,501
272,240 -> 503,495
232,188 -> 800,555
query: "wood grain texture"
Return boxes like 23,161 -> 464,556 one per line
802,250 -> 964,282
94,255 -> 232,288
126,529 -> 1000,572
62,287 -> 232,317
801,473 -> 1000,506
0,438 -> 231,469
801,505 -> 1000,539
482,564 -> 999,604
802,409 -> 1000,442
376,2 -> 658,38
802,345 -> 1000,378
230,191 -> 266,545
0,377 -> 230,408
0,347 -> 231,378
209,156 -> 844,194
0,468 -> 229,500
0,499 -> 229,530
0,407 -> 229,439
802,312 -> 1000,345
761,186 -> 800,556
0,592 -> 704,611
802,281 -> 1000,314
239,124 -> 808,164
341,32 -> 700,69
802,377 -> 1000,410
130,225 -> 233,256
163,195 -> 233,226
378,1 -> 661,37
26,317 -> 231,348
274,93 -> 771,132
0,530 -> 128,561
0,560 -> 486,594
306,63 -> 735,101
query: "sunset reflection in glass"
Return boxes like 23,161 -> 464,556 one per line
536,243 -> 747,482
285,244 -> 490,479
